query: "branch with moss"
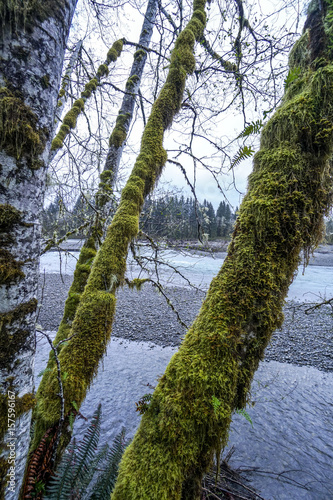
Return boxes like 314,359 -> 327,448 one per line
29,0 -> 208,487
49,38 -> 124,159
111,2 -> 333,498
56,39 -> 83,121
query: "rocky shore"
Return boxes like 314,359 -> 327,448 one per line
37,274 -> 333,372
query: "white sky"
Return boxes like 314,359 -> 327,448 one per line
56,0 -> 306,212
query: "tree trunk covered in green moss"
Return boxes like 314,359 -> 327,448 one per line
30,0 -> 208,474
111,2 -> 333,499
0,1 -> 77,497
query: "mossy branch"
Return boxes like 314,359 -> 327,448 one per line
31,0 -> 206,474
50,38 -> 124,158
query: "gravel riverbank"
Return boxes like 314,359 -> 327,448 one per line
38,274 -> 333,372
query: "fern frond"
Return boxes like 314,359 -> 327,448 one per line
284,66 -> 301,90
89,429 -> 127,500
237,120 -> 262,139
230,145 -> 255,170
78,443 -> 110,499
71,403 -> 102,488
45,439 -> 76,500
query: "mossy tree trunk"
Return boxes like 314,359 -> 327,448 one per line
0,1 -> 77,497
111,2 -> 333,499
29,0 -> 208,483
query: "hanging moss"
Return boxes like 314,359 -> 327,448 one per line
0,0 -> 68,33
0,299 -> 38,372
0,249 -> 24,285
125,74 -> 140,91
0,87 -> 47,166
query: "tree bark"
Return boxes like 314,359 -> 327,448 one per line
0,2 -> 77,497
111,1 -> 333,498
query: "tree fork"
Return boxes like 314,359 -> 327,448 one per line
111,1 -> 333,498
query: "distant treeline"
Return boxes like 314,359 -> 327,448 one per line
42,193 -> 333,243
141,195 -> 237,240
42,194 -> 237,241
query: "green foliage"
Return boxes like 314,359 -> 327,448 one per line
211,395 -> 221,416
237,120 -> 263,139
135,393 -> 153,414
235,408 -> 253,427
45,405 -> 127,499
230,145 -> 255,169
284,66 -> 301,89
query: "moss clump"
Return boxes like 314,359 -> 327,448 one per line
81,78 -> 98,99
125,74 -> 140,91
0,204 -> 22,242
51,123 -> 70,151
73,98 -> 84,110
134,49 -> 146,62
0,249 -> 25,285
107,39 -> 124,64
0,87 -> 47,165
109,113 -> 131,148
62,105 -> 81,128
97,63 -> 109,78
0,299 -> 38,371
0,0 -> 67,34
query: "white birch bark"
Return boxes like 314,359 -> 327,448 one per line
0,2 -> 77,497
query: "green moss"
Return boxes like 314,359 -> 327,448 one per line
0,299 -> 38,371
111,4 -> 333,498
81,78 -> 98,99
107,39 -> 124,64
109,112 -> 131,148
134,49 -> 146,62
0,87 -> 47,166
97,63 -> 109,78
73,98 -> 84,110
0,0 -> 67,33
0,249 -> 25,285
125,74 -> 140,91
62,105 -> 81,128
0,204 -> 22,238
40,74 -> 50,89
32,0 -> 208,475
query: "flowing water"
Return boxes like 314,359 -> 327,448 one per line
40,246 -> 333,302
